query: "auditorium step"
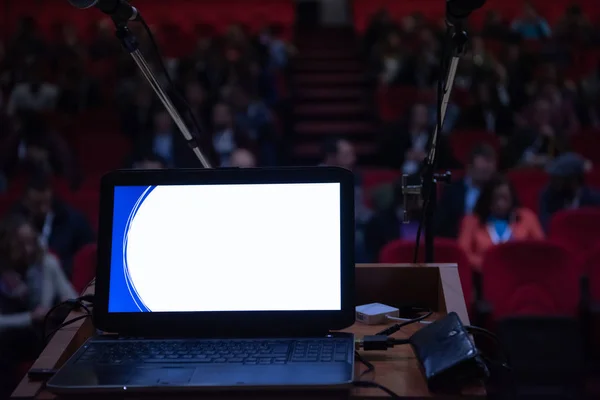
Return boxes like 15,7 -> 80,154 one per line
293,103 -> 369,118
290,27 -> 379,165
295,121 -> 374,137
293,73 -> 367,86
296,87 -> 364,101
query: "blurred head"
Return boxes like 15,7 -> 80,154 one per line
185,81 -> 207,107
485,10 -> 501,25
471,36 -> 485,53
547,152 -> 586,198
566,4 -> 582,18
467,144 -> 497,186
506,44 -> 521,62
476,82 -> 492,105
153,110 -> 172,133
133,153 -> 167,170
386,31 -> 402,49
474,175 -> 518,223
22,175 -> 53,226
212,102 -> 233,132
62,23 -> 78,44
401,16 -> 417,34
539,82 -> 561,103
230,148 -> 256,168
410,103 -> 429,130
17,16 -> 37,37
228,86 -> 251,112
0,215 -> 42,272
322,138 -> 356,170
532,98 -> 552,127
523,2 -> 538,20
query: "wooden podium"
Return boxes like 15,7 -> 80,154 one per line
11,264 -> 485,399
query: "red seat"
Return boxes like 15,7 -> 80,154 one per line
571,131 -> 600,164
71,243 -> 97,294
74,134 -> 131,174
379,239 -> 474,312
481,240 -> 578,322
376,86 -> 419,122
548,208 -> 600,254
449,130 -> 501,166
507,168 -> 549,214
361,168 -> 402,192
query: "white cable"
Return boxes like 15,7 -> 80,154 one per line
386,315 -> 433,324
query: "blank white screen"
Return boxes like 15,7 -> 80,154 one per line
123,183 -> 342,312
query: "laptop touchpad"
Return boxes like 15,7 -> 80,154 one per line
128,368 -> 195,385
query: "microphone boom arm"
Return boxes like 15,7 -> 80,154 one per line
114,23 -> 212,168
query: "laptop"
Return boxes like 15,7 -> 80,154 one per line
47,167 -> 356,394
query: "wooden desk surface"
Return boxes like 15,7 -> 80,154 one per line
11,264 -> 486,399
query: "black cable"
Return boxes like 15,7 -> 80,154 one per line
42,297 -> 93,341
138,15 -> 208,157
413,28 -> 454,263
45,314 -> 91,343
465,325 -> 511,368
355,351 -> 375,378
353,381 -> 402,399
375,309 -> 433,336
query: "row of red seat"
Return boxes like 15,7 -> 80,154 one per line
379,208 -> 600,322
361,165 -> 600,214
0,163 -> 595,234
3,0 -> 294,41
352,0 -> 600,34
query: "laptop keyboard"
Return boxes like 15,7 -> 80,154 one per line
77,339 -> 351,365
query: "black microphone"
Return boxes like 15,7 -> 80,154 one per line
68,0 -> 140,22
446,0 -> 486,26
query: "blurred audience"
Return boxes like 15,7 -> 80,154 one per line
10,175 -> 95,276
0,214 -> 76,398
458,174 -> 545,270
436,144 -> 498,238
539,153 -> 600,230
0,111 -> 75,185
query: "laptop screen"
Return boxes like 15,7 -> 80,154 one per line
107,183 -> 342,313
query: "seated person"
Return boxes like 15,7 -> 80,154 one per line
11,174 -> 95,276
0,215 -> 77,398
539,153 -> 600,231
210,102 -> 255,167
320,137 -> 372,224
436,144 -> 497,238
510,2 -> 551,40
458,174 -> 544,271
364,181 -> 406,262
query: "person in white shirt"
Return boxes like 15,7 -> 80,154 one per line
6,68 -> 59,116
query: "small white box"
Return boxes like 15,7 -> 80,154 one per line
355,303 -> 400,325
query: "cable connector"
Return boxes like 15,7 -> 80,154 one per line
357,335 -> 410,351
